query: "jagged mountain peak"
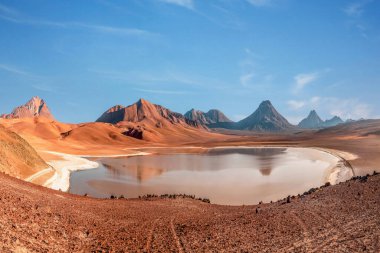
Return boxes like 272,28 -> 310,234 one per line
1,96 -> 54,120
96,98 -> 201,129
184,108 -> 232,125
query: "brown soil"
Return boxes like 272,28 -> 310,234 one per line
0,171 -> 379,252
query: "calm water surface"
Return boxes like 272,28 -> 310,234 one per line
70,147 -> 342,205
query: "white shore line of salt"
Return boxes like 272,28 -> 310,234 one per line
310,147 -> 357,184
42,151 -> 151,192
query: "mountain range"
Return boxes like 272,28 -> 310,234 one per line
1,97 -> 352,137
185,100 -> 295,132
298,110 -> 344,129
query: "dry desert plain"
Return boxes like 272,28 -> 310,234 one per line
0,111 -> 380,252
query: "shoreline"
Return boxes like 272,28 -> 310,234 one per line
42,151 -> 152,192
38,146 -> 356,198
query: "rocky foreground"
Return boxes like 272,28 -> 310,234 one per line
0,171 -> 379,252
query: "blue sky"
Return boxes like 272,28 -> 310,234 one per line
0,0 -> 379,123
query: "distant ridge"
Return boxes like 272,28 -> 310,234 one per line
1,96 -> 54,120
298,110 -> 344,129
184,108 -> 232,126
324,116 -> 344,127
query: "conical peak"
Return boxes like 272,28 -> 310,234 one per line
258,100 -> 273,108
309,110 -> 319,117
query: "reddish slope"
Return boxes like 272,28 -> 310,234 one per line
96,98 -> 219,143
0,124 -> 47,179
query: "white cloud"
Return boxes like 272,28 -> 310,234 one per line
246,0 -> 272,7
159,0 -> 194,9
240,72 -> 254,87
287,100 -> 305,110
294,72 -> 319,92
310,96 -> 321,105
344,0 -> 372,17
288,96 -> 373,120
328,99 -> 372,119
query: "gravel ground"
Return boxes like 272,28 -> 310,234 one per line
0,172 -> 379,252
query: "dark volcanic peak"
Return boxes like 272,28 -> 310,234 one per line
298,110 -> 324,129
237,100 -> 294,132
1,96 -> 54,120
184,108 -> 232,125
96,98 -> 201,128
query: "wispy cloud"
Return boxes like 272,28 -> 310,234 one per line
293,72 -> 319,93
238,48 -> 274,90
246,0 -> 273,7
31,84 -> 54,92
0,3 -> 18,15
343,0 -> 374,39
344,0 -> 372,17
159,0 -> 194,9
0,63 -> 34,77
88,68 -> 200,86
0,4 -> 155,37
240,72 -> 255,87
134,88 -> 190,95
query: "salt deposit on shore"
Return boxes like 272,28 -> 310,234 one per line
43,151 -> 151,192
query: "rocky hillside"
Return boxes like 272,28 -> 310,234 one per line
0,124 -> 47,179
1,96 -> 54,120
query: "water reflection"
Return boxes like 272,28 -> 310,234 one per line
71,147 -> 338,205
